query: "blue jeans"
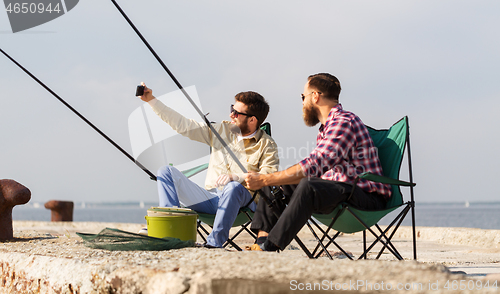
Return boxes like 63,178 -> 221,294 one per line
157,165 -> 256,247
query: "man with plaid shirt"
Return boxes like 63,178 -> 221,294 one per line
245,73 -> 391,251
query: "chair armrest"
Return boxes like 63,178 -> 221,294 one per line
182,163 -> 209,178
358,172 -> 416,187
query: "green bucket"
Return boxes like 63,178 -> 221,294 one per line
145,207 -> 198,241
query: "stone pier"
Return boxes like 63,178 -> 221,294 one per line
1,221 -> 499,293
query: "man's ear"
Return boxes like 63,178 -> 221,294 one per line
313,92 -> 320,104
251,116 -> 259,129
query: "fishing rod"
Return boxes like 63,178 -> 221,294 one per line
110,0 -> 249,175
0,48 -> 157,181
110,1 -> 313,255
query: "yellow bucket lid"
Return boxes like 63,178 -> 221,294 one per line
147,207 -> 198,217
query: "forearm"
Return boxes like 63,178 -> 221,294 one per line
261,164 -> 306,187
148,98 -> 192,129
148,98 -> 211,144
230,174 -> 242,182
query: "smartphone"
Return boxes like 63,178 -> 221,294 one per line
135,85 -> 145,96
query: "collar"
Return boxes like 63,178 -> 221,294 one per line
319,103 -> 343,132
237,129 -> 259,142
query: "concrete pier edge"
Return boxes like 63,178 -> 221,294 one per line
1,221 -> 499,294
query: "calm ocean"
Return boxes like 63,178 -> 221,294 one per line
12,202 -> 500,230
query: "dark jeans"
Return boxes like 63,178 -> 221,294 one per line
251,177 -> 386,249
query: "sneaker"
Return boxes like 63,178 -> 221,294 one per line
260,240 -> 280,252
137,227 -> 148,235
202,243 -> 219,249
245,244 -> 263,251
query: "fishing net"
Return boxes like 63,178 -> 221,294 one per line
76,228 -> 195,251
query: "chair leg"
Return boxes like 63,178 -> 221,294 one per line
222,210 -> 258,251
319,231 -> 352,260
293,234 -> 314,259
197,220 -> 209,243
311,219 -> 333,256
307,218 -> 331,257
307,218 -> 352,260
359,226 -> 402,260
223,220 -> 253,251
374,224 -> 403,260
363,230 -> 367,259
241,210 -> 258,240
225,238 -> 242,251
243,227 -> 257,239
345,207 -> 402,260
305,221 -> 333,259
360,230 -> 402,260
308,207 -> 351,259
411,201 -> 417,260
356,204 -> 412,260
197,219 -> 249,252
376,207 -> 409,257
371,205 -> 411,259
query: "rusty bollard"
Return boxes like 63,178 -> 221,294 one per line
0,179 -> 31,240
44,200 -> 74,222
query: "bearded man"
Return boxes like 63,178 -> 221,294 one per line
139,83 -> 279,248
245,73 -> 391,252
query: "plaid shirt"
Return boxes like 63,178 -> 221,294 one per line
298,104 -> 392,199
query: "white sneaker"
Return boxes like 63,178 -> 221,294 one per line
138,227 -> 148,236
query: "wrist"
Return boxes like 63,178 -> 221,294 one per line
147,97 -> 157,105
261,174 -> 270,187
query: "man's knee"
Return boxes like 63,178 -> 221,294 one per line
157,165 -> 175,178
221,181 -> 248,202
222,181 -> 244,193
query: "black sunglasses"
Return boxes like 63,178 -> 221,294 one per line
230,104 -> 255,118
301,91 -> 321,101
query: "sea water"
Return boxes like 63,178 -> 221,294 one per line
379,202 -> 500,230
12,202 -> 500,230
12,202 -> 157,224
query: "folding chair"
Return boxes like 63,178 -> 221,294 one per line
188,122 -> 272,250
304,116 -> 417,260
196,201 -> 256,251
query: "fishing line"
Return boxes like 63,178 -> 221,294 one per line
110,0 -> 249,174
0,48 -> 157,181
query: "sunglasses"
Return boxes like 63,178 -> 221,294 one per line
230,104 -> 255,118
301,91 -> 321,101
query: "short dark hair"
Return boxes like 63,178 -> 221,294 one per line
235,91 -> 270,127
308,73 -> 341,101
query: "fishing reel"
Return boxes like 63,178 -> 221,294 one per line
266,186 -> 288,213
270,186 -> 286,202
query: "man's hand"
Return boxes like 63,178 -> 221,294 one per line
139,82 -> 155,102
245,171 -> 265,190
215,174 -> 239,187
245,165 -> 305,190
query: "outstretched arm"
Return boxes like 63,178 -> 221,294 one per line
139,82 -> 212,145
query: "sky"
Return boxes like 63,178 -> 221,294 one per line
1,0 -> 499,205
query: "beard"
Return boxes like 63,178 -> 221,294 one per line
302,103 -> 320,127
230,119 -> 250,135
